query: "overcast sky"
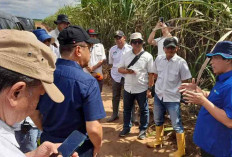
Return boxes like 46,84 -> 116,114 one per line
0,0 -> 81,19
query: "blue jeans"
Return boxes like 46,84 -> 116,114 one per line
15,128 -> 42,153
123,90 -> 149,131
153,93 -> 184,133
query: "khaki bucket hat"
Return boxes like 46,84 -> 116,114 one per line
0,30 -> 64,103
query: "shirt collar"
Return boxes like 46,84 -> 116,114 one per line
131,48 -> 144,55
56,58 -> 82,69
117,43 -> 129,50
55,27 -> 60,34
0,120 -> 19,147
216,70 -> 232,82
163,53 -> 178,61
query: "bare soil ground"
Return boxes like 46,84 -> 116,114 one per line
99,85 -> 200,157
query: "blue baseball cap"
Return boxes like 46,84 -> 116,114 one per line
33,29 -> 52,42
206,41 -> 232,59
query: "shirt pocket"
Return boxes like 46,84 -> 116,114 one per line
157,66 -> 164,79
168,70 -> 179,83
135,57 -> 146,70
96,50 -> 103,60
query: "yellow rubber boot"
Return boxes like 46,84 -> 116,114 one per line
169,133 -> 185,157
147,125 -> 164,148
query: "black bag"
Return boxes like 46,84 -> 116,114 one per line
127,51 -> 145,68
21,120 -> 32,134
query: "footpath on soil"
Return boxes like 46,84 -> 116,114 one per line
99,85 -> 183,157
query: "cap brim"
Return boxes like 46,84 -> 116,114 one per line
206,52 -> 232,59
114,35 -> 124,38
164,43 -> 177,48
130,37 -> 143,41
54,20 -> 70,25
42,82 -> 64,103
40,34 -> 52,42
85,38 -> 100,44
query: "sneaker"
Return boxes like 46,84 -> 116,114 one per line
106,116 -> 119,122
137,130 -> 146,140
119,129 -> 130,137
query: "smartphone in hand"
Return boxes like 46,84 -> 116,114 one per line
58,130 -> 87,157
159,17 -> 164,23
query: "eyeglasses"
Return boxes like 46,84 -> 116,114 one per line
131,40 -> 143,45
114,36 -> 122,40
74,44 -> 91,51
79,45 -> 91,50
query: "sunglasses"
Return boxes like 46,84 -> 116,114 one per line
131,40 -> 143,45
114,36 -> 122,40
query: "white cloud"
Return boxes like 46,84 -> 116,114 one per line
0,0 -> 81,19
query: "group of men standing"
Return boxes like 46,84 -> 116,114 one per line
1,13 -> 231,157
106,20 -> 192,157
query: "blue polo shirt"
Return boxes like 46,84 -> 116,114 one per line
38,59 -> 106,143
194,70 -> 232,157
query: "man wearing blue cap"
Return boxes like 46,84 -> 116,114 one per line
33,29 -> 60,58
180,41 -> 232,157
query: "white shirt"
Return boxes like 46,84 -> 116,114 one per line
49,27 -> 60,47
118,49 -> 154,94
50,45 -> 60,59
0,120 -> 25,157
154,37 -> 166,56
153,54 -> 192,102
109,43 -> 132,82
89,43 -> 106,75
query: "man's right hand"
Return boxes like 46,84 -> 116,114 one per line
153,21 -> 163,31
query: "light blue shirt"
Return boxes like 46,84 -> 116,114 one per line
0,120 -> 25,157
